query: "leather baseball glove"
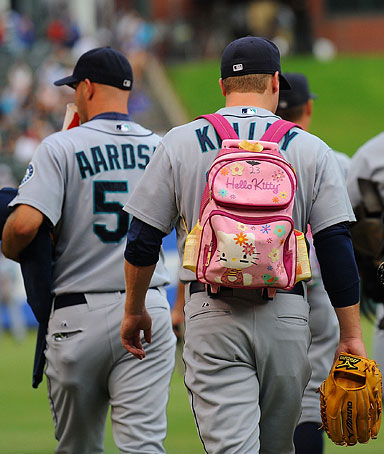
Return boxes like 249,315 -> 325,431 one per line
318,352 -> 382,446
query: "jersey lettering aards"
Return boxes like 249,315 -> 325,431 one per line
194,122 -> 299,153
9,118 -> 170,294
75,143 -> 156,179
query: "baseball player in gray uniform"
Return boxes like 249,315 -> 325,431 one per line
347,133 -> 384,381
277,72 -> 351,454
120,37 -> 366,454
2,47 -> 176,454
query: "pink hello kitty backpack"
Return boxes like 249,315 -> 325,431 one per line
194,113 -> 301,297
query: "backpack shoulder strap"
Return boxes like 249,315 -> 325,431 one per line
195,114 -> 238,220
196,113 -> 239,140
261,119 -> 301,143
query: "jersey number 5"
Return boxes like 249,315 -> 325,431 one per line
93,181 -> 129,243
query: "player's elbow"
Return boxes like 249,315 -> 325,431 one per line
1,226 -> 34,261
1,247 -> 13,263
1,237 -> 21,262
1,207 -> 43,260
11,217 -> 39,238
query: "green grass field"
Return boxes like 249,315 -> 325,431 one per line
0,317 -> 383,453
167,54 -> 384,157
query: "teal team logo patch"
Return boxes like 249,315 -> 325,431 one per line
116,124 -> 130,132
20,163 -> 34,186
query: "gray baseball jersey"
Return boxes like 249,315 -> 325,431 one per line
347,132 -> 384,395
10,118 -> 170,295
347,132 -> 384,207
124,106 -> 355,282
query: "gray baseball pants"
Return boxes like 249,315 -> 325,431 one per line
183,285 -> 311,454
45,288 -> 176,454
299,280 -> 339,425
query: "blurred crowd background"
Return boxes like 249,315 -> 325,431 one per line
0,0 -> 317,182
1,0 -> 384,337
2,0 -> 384,182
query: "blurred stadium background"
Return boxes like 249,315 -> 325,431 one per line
1,1 -> 384,452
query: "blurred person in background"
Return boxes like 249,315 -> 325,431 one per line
0,248 -> 27,342
347,132 -> 384,391
0,163 -> 27,342
276,72 -> 350,454
0,61 -> 33,121
0,8 -> 35,56
115,8 -> 156,84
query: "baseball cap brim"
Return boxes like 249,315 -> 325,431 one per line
279,73 -> 291,90
54,75 -> 78,88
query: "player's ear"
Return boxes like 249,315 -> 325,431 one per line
219,78 -> 226,97
306,99 -> 313,117
272,72 -> 279,94
83,78 -> 94,100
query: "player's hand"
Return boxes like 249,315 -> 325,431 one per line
120,310 -> 152,360
334,337 -> 367,364
171,307 -> 184,341
334,304 -> 367,364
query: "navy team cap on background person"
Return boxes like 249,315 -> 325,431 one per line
220,36 -> 291,90
54,47 -> 133,90
278,73 -> 317,109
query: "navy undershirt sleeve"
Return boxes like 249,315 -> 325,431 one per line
124,217 -> 166,266
312,222 -> 360,308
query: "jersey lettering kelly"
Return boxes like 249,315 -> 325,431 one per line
75,143 -> 156,179
195,122 -> 299,153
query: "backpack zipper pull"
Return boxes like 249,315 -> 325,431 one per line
205,241 -> 213,266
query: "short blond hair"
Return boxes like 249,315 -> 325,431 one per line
222,74 -> 272,94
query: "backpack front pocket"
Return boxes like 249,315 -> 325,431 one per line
210,156 -> 295,210
199,211 -> 295,289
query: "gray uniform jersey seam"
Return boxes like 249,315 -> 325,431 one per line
221,113 -> 280,120
79,125 -> 155,137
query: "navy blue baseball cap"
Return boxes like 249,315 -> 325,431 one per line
220,36 -> 291,90
278,73 -> 317,109
54,47 -> 133,90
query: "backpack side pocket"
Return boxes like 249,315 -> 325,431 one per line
182,222 -> 202,273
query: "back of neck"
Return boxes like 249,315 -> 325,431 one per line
225,92 -> 275,112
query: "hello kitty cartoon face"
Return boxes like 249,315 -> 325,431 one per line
216,230 -> 260,269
